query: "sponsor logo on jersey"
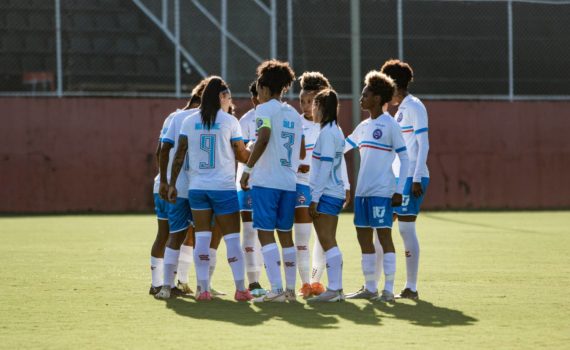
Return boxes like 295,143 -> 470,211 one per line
373,128 -> 383,139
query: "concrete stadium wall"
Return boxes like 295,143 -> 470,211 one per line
1,97 -> 569,213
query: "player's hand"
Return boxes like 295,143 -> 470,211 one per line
309,202 -> 319,218
298,164 -> 310,173
392,193 -> 403,207
240,173 -> 250,191
167,185 -> 177,203
343,190 -> 351,209
412,182 -> 423,198
159,182 -> 169,200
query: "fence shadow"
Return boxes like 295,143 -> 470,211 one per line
372,299 -> 478,327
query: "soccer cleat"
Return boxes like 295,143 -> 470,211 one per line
395,288 -> 419,300
149,285 -> 162,295
234,289 -> 254,302
372,290 -> 395,303
196,291 -> 213,301
210,286 -> 227,297
345,286 -> 378,300
169,286 -> 186,297
285,289 -> 297,302
298,283 -> 313,298
154,286 -> 171,300
310,282 -> 326,296
252,290 -> 286,303
308,289 -> 345,303
176,281 -> 194,295
248,282 -> 267,297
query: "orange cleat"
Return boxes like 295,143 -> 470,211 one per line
234,289 -> 253,302
196,291 -> 212,301
311,282 -> 326,296
298,283 -> 313,298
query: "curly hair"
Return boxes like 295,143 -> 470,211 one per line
313,88 -> 338,128
256,59 -> 295,95
248,80 -> 258,97
299,71 -> 331,92
364,70 -> 396,105
380,59 -> 414,90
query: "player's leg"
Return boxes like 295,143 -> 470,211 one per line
252,186 -> 286,302
208,220 -> 225,296
310,236 -> 326,295
371,197 -> 396,303
176,226 -> 194,294
308,195 -> 345,302
373,230 -> 383,290
188,190 -> 215,300
277,189 -> 299,301
211,190 -> 252,301
150,194 -> 169,295
241,209 -> 265,296
294,184 -> 313,298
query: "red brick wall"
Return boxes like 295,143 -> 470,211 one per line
1,97 -> 569,212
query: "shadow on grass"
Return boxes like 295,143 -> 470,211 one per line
372,300 -> 478,327
306,301 -> 382,326
164,297 -> 338,328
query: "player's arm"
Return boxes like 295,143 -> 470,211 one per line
344,124 -> 360,154
393,125 -> 409,207
340,155 -> 351,208
167,135 -> 188,203
155,141 -> 161,170
159,140 -> 174,200
232,140 -> 250,163
300,135 -> 306,160
309,160 -> 333,219
240,117 -> 271,190
412,107 -> 429,197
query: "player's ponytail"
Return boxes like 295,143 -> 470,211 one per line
200,76 -> 229,130
314,89 -> 339,128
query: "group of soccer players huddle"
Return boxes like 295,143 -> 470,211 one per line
148,58 -> 429,303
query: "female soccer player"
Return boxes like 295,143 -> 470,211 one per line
305,89 -> 347,302
240,59 -> 305,303
344,71 -> 409,302
168,77 -> 252,301
381,59 -> 429,300
236,81 -> 266,297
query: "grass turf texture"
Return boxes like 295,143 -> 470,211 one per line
0,212 -> 568,349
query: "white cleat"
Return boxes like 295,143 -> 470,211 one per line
210,287 -> 227,297
308,289 -> 345,303
372,290 -> 395,303
252,290 -> 286,303
154,286 -> 171,300
284,289 -> 297,302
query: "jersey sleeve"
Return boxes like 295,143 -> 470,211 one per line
230,117 -> 243,143
179,117 -> 191,139
239,114 -> 251,143
313,130 -> 335,162
255,104 -> 272,131
411,104 -> 429,135
162,117 -> 177,145
392,122 -> 409,193
344,123 -> 361,153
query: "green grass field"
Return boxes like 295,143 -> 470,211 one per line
1,212 -> 569,349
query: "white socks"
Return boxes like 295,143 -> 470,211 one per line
262,243 -> 283,293
294,223 -> 312,284
193,231 -> 212,292
163,247 -> 180,288
311,235 -> 326,284
209,248 -> 217,281
242,221 -> 261,283
150,256 -> 163,287
177,244 -> 193,284
361,253 -> 377,293
373,232 -> 384,287
282,246 -> 297,291
383,252 -> 396,293
224,233 -> 246,291
399,221 -> 420,291
325,247 -> 343,291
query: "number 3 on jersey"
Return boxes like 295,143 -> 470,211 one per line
199,134 -> 216,169
280,131 -> 295,167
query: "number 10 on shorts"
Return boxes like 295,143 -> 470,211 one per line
373,206 -> 386,223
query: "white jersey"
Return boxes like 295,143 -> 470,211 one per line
162,108 -> 199,198
345,113 -> 408,198
392,94 -> 429,180
180,109 -> 242,191
251,99 -> 304,192
236,108 -> 257,190
310,122 -> 346,202
153,111 -> 178,194
297,116 -> 320,186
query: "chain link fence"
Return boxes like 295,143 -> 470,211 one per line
1,0 -> 569,99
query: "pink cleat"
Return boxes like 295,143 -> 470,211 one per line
196,291 -> 212,301
234,289 -> 253,302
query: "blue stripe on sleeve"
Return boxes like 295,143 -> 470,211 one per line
243,139 -> 250,144
313,151 -> 322,156
415,127 -> 428,134
162,138 -> 175,145
395,146 -> 407,153
320,157 -> 333,162
231,136 -> 243,142
346,137 -> 357,148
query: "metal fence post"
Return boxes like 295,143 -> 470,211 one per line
162,0 -> 168,28
55,0 -> 63,97
221,0 -> 227,79
398,0 -> 403,60
287,0 -> 293,98
174,0 -> 181,98
270,0 -> 277,59
351,0 -> 361,176
508,0 -> 514,102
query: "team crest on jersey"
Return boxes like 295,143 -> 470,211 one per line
397,112 -> 403,122
297,193 -> 306,204
373,128 -> 383,139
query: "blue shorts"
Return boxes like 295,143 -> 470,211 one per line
394,177 -> 430,216
295,184 -> 312,208
252,186 -> 296,231
188,189 -> 239,216
168,197 -> 193,234
354,196 -> 393,229
316,195 -> 345,216
237,190 -> 253,212
153,193 -> 169,220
